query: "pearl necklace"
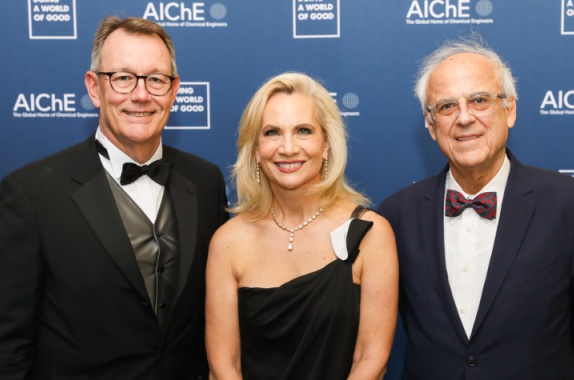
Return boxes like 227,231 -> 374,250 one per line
271,208 -> 323,251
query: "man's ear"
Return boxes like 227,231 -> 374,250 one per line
85,71 -> 101,109
506,96 -> 517,129
425,114 -> 437,141
170,75 -> 181,107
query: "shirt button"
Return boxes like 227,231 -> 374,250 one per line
466,225 -> 474,232
462,265 -> 469,273
460,307 -> 466,314
160,302 -> 167,309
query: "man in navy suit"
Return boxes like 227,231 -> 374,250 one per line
379,36 -> 574,379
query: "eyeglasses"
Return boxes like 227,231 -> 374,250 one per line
427,93 -> 505,122
97,71 -> 175,96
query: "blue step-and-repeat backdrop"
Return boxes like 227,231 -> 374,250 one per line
1,1 -> 573,377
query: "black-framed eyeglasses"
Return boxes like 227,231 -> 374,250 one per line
97,71 -> 175,96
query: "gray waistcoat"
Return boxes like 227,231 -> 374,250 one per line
106,173 -> 180,331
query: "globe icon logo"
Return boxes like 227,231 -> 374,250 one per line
475,0 -> 493,16
342,93 -> 359,110
210,4 -> 227,20
81,94 -> 95,111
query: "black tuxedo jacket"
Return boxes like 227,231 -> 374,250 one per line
379,151 -> 574,379
0,135 -> 229,380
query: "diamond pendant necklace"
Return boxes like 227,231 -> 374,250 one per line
271,207 -> 323,251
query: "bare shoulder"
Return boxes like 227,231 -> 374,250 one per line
348,206 -> 398,284
209,213 -> 267,284
212,213 -> 251,239
353,208 -> 396,260
358,209 -> 393,237
325,200 -> 394,238
209,214 -> 258,259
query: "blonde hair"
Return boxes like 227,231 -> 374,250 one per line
90,16 -> 177,75
230,72 -> 369,220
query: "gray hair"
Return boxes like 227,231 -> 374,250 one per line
90,16 -> 177,75
414,33 -> 517,116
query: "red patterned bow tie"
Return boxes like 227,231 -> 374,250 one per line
445,190 -> 497,220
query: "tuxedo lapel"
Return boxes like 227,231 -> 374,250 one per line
163,152 -> 198,302
70,136 -> 150,303
69,140 -> 200,319
471,152 -> 535,338
420,166 -> 469,344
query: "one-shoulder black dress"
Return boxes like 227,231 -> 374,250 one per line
238,217 -> 373,380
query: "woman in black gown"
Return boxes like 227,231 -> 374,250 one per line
206,73 -> 398,380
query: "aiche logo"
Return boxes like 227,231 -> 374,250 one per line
330,92 -> 360,117
28,0 -> 77,39
540,90 -> 574,115
405,0 -> 493,26
166,82 -> 211,129
562,0 -> 574,35
475,0 -> 493,16
293,0 -> 340,39
12,92 -> 97,119
210,3 -> 227,20
143,2 -> 228,28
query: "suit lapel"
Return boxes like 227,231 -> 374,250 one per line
471,152 -> 535,338
70,136 -> 151,303
420,166 -> 470,344
164,150 -> 198,302
70,139 -> 199,322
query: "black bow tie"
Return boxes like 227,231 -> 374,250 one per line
95,139 -> 172,186
120,160 -> 171,186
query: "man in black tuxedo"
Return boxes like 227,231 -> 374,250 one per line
0,16 -> 228,380
379,36 -> 574,379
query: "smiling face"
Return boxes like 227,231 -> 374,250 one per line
255,92 -> 329,193
85,29 -> 180,160
426,53 -> 516,177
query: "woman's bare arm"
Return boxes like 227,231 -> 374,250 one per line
347,213 -> 399,380
206,221 -> 244,380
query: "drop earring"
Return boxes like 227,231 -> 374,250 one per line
256,161 -> 261,184
322,157 -> 328,179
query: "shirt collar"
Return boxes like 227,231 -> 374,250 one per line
446,154 -> 511,227
95,127 -> 163,181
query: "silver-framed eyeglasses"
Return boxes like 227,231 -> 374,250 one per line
427,93 -> 505,122
97,71 -> 175,96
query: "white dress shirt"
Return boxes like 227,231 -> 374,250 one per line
444,154 -> 511,338
95,128 -> 165,222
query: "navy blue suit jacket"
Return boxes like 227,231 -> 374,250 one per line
379,151 -> 574,379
